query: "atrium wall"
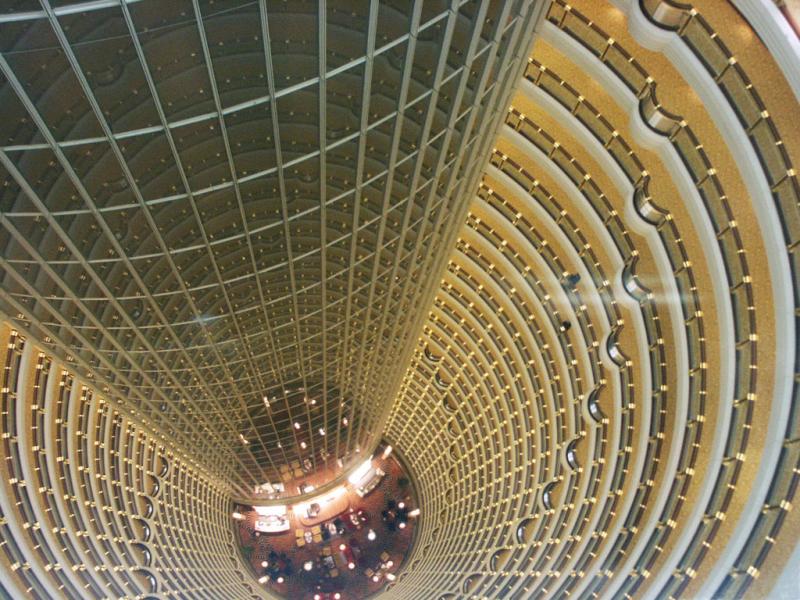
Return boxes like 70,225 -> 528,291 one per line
0,0 -> 797,599
0,0 -> 544,495
0,323 -> 264,599
384,1 -> 799,598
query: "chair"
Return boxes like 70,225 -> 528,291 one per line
380,551 -> 390,562
313,534 -> 322,543
322,547 -> 332,556
311,525 -> 321,535
330,568 -> 339,578
296,537 -> 305,548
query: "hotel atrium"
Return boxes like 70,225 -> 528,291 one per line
0,0 -> 798,598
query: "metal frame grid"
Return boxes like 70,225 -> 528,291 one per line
0,0 -> 542,496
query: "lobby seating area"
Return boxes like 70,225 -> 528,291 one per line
236,450 -> 417,600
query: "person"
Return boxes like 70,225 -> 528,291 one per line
559,320 -> 571,333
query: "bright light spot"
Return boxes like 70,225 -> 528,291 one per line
293,422 -> 301,430
387,560 -> 394,567
382,445 -> 393,458
339,543 -> 346,551
408,508 -> 420,517
348,562 -> 355,570
367,528 -> 376,541
398,521 -> 407,529
334,594 -> 341,600
398,502 -> 405,510
348,459 -> 373,484
300,441 -> 307,449
372,575 -> 380,582
319,428 -> 326,436
387,573 -> 396,581
239,434 -> 249,445
258,576 -> 268,583
231,512 -> 244,520
276,576 -> 284,584
255,505 -> 285,516
261,561 -> 268,568
303,561 -> 313,571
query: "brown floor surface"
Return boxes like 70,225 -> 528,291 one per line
237,452 -> 418,600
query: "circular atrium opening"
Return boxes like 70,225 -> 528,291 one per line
234,443 -> 418,599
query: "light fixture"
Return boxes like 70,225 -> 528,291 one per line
239,434 -> 249,445
339,543 -> 346,551
276,576 -> 284,584
348,562 -> 355,570
258,575 -> 269,584
367,528 -> 376,541
300,441 -> 307,449
387,573 -> 396,581
372,575 -> 380,582
382,445 -> 393,459
319,428 -> 325,436
334,594 -> 341,600
303,561 -> 313,571
398,521 -> 407,529
398,502 -> 405,510
408,508 -> 420,517
293,422 -> 301,430
261,560 -> 268,568
232,512 -> 244,520
348,459 -> 373,484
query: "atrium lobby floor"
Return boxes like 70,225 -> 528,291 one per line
236,450 -> 418,599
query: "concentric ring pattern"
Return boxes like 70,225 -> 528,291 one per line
0,0 -> 798,599
384,1 -> 799,598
